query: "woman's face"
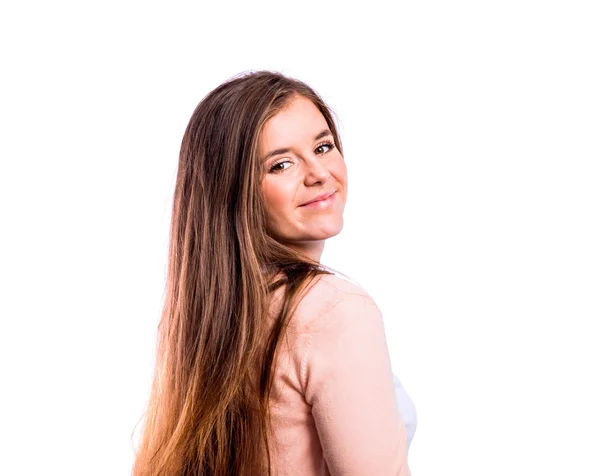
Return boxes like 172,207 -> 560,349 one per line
258,95 -> 348,261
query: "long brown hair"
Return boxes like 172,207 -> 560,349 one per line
131,70 -> 345,475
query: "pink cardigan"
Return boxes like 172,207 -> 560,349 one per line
266,273 -> 411,476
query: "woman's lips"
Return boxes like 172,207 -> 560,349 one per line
300,191 -> 336,209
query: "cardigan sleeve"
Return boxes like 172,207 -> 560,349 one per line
301,292 -> 411,476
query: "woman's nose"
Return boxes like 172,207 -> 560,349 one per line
304,159 -> 331,185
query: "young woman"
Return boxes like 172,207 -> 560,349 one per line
132,70 -> 416,476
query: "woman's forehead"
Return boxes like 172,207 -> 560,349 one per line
259,97 -> 329,152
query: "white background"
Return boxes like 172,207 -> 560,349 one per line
1,1 -> 599,475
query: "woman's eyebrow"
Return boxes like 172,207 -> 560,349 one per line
262,129 -> 332,162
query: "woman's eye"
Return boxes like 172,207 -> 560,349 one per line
315,141 -> 335,155
268,142 -> 335,173
269,160 -> 292,173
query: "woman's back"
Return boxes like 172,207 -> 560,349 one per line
266,272 -> 411,476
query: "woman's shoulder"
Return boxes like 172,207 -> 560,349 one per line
293,271 -> 378,330
315,271 -> 371,297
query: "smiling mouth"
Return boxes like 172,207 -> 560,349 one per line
301,191 -> 335,206
300,191 -> 336,208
